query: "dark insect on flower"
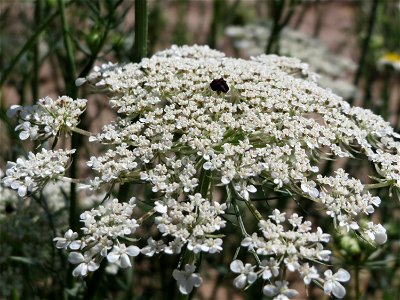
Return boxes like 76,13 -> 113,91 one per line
210,78 -> 229,93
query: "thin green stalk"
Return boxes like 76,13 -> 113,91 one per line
265,0 -> 297,54
57,0 -> 78,235
352,0 -> 379,91
208,0 -> 223,49
231,194 -> 261,265
380,70 -> 391,120
32,0 -> 43,101
57,1 -> 79,297
244,200 -> 263,221
57,0 -> 77,96
354,265 -> 361,300
0,6 -> 65,87
132,0 -> 148,63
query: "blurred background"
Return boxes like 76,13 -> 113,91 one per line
0,1 -> 399,299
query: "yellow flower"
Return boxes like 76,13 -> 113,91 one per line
381,52 -> 400,63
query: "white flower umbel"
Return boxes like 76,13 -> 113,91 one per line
2,149 -> 75,197
7,96 -> 87,141
55,198 -> 139,277
236,209 -> 344,297
7,45 -> 398,297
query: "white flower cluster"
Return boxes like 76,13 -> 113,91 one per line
317,169 -> 387,243
2,149 -> 75,197
154,193 -> 226,254
5,45 -> 399,297
54,198 -> 139,276
225,24 -> 358,99
231,209 -> 350,298
7,95 -> 87,140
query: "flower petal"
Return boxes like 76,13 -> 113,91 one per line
230,260 -> 244,273
233,274 -> 247,289
126,245 -> 141,257
332,282 -> 346,299
107,252 -> 120,263
68,252 -> 84,264
336,269 -> 351,282
263,284 -> 278,296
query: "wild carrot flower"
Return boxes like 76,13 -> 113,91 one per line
4,45 -> 399,298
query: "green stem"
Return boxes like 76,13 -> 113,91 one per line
244,200 -> 263,221
354,264 -> 361,300
232,197 -> 248,236
32,0 -> 43,101
132,0 -> 148,63
70,126 -> 92,136
208,0 -> 223,49
57,0 -> 77,95
0,7 -> 65,87
57,1 -> 78,296
57,0 -> 78,232
380,70 -> 391,120
352,0 -> 379,91
197,168 -> 211,199
265,0 -> 296,54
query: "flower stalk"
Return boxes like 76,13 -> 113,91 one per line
132,0 -> 148,63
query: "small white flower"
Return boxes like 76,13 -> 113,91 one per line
299,263 -> 319,285
172,264 -> 203,295
141,237 -> 165,256
263,280 -> 298,299
301,180 -> 319,198
107,244 -> 140,268
53,229 -> 81,250
269,209 -> 286,223
203,161 -> 213,170
259,258 -> 280,279
323,268 -> 351,299
230,260 -> 257,289
68,252 -> 100,277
